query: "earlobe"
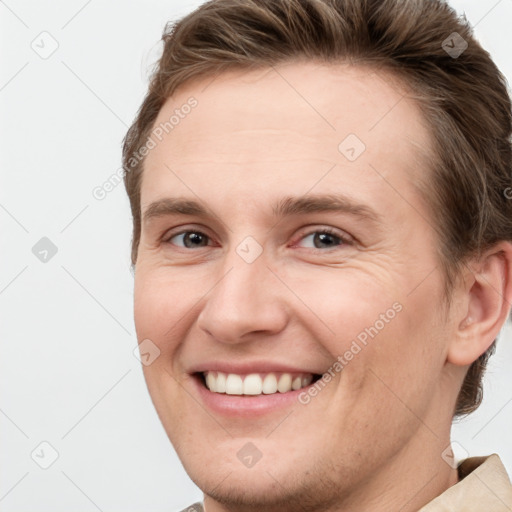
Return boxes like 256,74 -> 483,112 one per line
447,242 -> 512,367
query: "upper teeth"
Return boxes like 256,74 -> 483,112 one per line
204,372 -> 314,395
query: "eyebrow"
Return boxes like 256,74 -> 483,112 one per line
142,194 -> 382,226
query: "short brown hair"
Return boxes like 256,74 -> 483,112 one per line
122,0 -> 512,416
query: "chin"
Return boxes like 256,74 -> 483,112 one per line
176,436 -> 350,512
195,470 -> 329,512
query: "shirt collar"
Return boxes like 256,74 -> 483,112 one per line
419,454 -> 512,511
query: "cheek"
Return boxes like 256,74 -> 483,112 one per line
350,293 -> 448,423
282,264 -> 404,352
296,265 -> 446,408
133,267 -> 204,350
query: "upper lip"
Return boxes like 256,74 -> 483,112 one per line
188,360 -> 324,375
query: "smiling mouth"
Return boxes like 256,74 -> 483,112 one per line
199,371 -> 322,396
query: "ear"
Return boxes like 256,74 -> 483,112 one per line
447,241 -> 512,367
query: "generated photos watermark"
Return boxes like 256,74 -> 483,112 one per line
92,96 -> 198,201
298,301 -> 403,405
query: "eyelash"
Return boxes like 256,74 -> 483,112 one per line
163,227 -> 352,251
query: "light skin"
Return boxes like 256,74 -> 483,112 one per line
133,62 -> 512,512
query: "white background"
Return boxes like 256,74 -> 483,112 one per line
1,1 -> 511,511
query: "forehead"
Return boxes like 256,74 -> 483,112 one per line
140,62 -> 432,215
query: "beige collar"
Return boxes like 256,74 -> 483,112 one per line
419,454 -> 512,511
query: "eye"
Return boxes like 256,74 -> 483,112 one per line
295,228 -> 350,250
163,227 -> 351,251
166,230 -> 211,248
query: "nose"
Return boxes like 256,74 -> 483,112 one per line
196,252 -> 289,344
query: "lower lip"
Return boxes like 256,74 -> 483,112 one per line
191,374 -> 314,417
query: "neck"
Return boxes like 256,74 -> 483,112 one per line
336,429 -> 460,512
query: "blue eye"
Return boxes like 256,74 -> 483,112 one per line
165,228 -> 349,250
167,231 -> 210,248
296,229 -> 346,249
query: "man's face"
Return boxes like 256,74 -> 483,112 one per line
134,63 -> 457,508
